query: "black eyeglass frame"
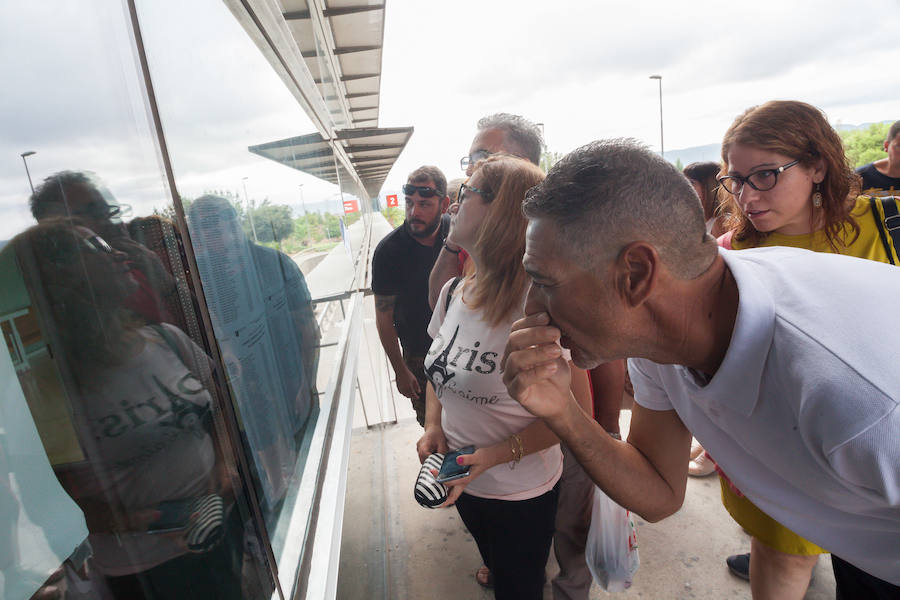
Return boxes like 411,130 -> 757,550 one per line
457,182 -> 493,204
717,160 -> 801,195
459,150 -> 492,171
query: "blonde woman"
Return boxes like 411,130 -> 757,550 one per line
416,155 -> 592,600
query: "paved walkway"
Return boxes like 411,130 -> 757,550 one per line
337,213 -> 836,599
337,409 -> 837,599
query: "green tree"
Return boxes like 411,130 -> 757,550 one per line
840,123 -> 890,168
250,201 -> 294,243
292,216 -> 310,240
322,212 -> 340,239
381,207 -> 404,228
540,150 -> 563,173
675,158 -> 684,171
154,195 -> 193,221
344,211 -> 361,226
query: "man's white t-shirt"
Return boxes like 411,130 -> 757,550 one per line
425,279 -> 562,500
630,246 -> 900,584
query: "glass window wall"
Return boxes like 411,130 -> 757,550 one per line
0,1 -> 325,597
134,0 -> 371,575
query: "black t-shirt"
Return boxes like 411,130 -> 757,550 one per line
857,163 -> 900,197
372,216 -> 449,356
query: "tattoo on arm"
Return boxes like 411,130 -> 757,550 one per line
375,295 -> 397,313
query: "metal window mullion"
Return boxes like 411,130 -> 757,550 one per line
125,2 -> 285,598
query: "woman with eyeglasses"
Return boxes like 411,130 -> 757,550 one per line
416,155 -> 592,599
12,219 -> 245,599
715,100 -> 898,599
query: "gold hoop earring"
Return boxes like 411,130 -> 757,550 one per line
812,183 -> 823,208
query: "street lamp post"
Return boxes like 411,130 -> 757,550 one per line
20,151 -> 36,194
649,75 -> 664,158
298,183 -> 306,215
242,176 -> 258,242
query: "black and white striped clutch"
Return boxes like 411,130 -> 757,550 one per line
414,453 -> 448,508
185,494 -> 225,553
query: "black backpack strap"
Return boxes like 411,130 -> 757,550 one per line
870,196 -> 899,265
444,276 -> 461,314
881,197 -> 900,261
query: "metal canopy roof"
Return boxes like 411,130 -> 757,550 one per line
231,0 -> 410,197
281,0 -> 386,129
248,126 -> 413,198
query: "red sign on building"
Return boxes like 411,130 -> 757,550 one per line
386,194 -> 398,207
343,199 -> 359,213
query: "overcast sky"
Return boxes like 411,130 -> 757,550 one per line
1,0 -> 898,241
380,0 -> 900,189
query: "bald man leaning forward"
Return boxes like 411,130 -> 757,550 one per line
503,139 -> 900,599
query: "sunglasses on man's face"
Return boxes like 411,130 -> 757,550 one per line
402,184 -> 444,199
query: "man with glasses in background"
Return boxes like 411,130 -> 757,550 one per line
373,166 -> 450,426
29,170 -> 177,327
428,113 -> 544,310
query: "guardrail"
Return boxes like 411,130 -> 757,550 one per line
273,213 -> 376,599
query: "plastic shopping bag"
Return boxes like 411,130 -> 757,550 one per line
585,485 -> 640,592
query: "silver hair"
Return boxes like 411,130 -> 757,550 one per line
477,113 -> 544,165
523,138 -> 715,279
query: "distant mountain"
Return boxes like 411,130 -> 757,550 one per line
662,119 -> 894,167
662,143 -> 721,166
835,120 -> 893,132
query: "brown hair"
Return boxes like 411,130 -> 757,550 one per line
464,155 -> 544,326
720,100 -> 860,248
888,120 -> 900,142
12,218 -> 139,376
683,161 -> 724,221
407,165 -> 447,197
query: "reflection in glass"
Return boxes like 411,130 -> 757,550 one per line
187,196 -> 320,521
1,1 -> 278,594
29,172 -> 179,329
9,219 -> 249,598
135,0 -> 346,553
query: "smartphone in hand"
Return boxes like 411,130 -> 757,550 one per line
436,445 -> 476,483
147,499 -> 195,534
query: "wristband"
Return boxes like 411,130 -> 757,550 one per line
443,242 -> 461,255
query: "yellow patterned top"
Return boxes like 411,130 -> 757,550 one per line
732,195 -> 898,264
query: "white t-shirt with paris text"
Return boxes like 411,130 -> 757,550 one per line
425,279 -> 562,501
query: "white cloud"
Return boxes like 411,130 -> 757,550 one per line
1,0 -> 898,241
379,0 -> 900,188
